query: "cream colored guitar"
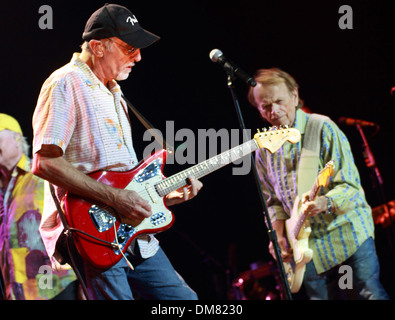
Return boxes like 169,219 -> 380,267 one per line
284,160 -> 335,293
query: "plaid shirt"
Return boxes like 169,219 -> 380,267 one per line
256,109 -> 374,273
33,54 -> 158,267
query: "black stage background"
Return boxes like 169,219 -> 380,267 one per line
2,0 -> 395,300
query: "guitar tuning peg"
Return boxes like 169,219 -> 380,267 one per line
263,127 -> 267,132
257,128 -> 261,133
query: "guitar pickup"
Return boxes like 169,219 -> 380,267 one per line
150,212 -> 166,226
145,182 -> 160,203
134,159 -> 162,183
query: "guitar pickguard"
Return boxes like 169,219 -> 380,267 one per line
134,159 -> 163,183
87,157 -> 171,256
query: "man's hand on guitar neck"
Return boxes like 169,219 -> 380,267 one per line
164,176 -> 203,207
301,194 -> 329,217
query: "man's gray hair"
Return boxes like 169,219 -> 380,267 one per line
81,39 -> 114,53
10,130 -> 30,158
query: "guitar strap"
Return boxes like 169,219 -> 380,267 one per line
121,94 -> 175,154
297,113 -> 329,197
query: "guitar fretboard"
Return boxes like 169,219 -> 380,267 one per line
155,139 -> 258,197
309,179 -> 320,202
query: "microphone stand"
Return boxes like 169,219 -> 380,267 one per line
225,73 -> 292,300
355,124 -> 394,250
356,125 -> 385,202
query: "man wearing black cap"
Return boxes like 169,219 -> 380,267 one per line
32,4 -> 202,300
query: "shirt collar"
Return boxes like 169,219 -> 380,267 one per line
70,53 -> 123,97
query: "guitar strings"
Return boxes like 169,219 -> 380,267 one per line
131,139 -> 258,200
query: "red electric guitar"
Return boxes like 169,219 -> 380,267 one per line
64,127 -> 301,269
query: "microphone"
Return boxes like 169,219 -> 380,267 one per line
209,49 -> 256,87
338,117 -> 377,127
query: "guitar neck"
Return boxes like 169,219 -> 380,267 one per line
309,179 -> 320,202
155,139 -> 258,197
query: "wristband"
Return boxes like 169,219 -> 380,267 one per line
325,196 -> 333,214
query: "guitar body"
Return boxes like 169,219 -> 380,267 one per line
63,149 -> 173,269
284,196 -> 313,293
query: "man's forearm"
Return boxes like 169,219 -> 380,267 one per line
32,153 -> 117,206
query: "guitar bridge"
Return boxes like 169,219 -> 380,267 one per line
89,204 -> 116,232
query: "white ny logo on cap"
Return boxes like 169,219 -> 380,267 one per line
126,15 -> 138,26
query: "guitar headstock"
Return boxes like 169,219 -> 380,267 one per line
253,126 -> 301,153
317,160 -> 335,188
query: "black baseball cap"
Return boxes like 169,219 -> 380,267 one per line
82,3 -> 160,48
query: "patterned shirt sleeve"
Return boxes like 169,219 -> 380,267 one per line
319,119 -> 370,216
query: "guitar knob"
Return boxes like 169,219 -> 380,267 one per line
117,235 -> 126,243
124,224 -> 133,232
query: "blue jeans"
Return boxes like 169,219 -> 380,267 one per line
73,245 -> 197,300
303,237 -> 389,300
